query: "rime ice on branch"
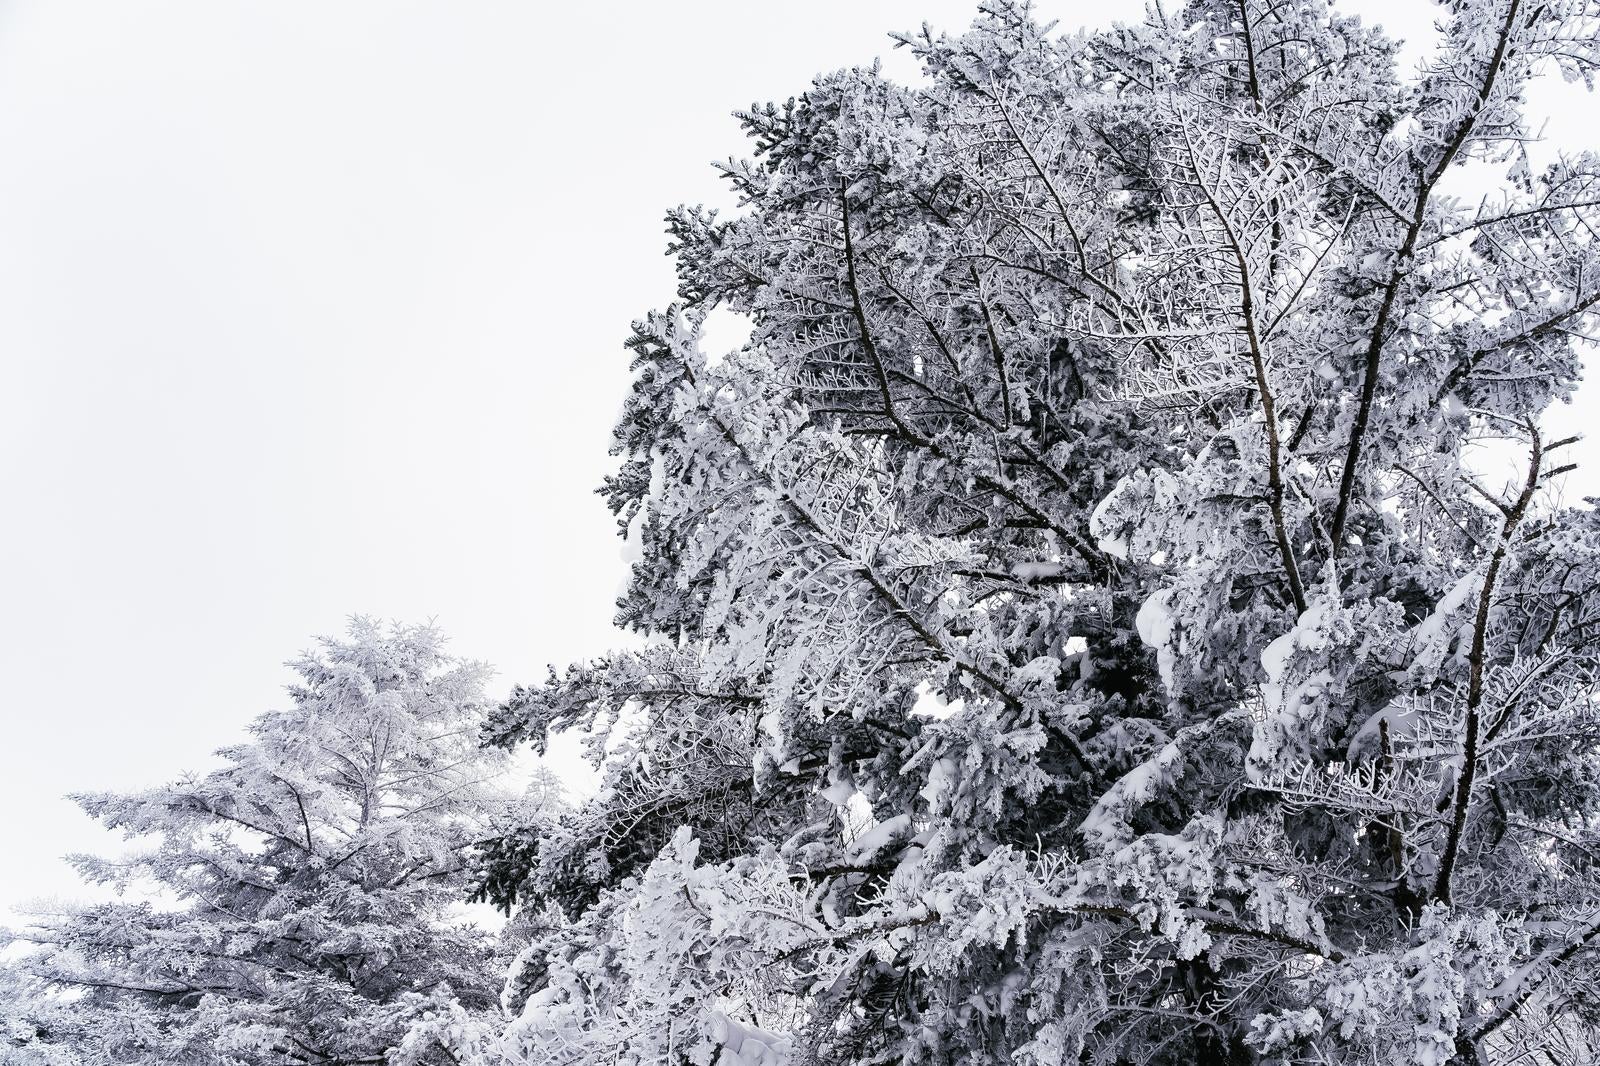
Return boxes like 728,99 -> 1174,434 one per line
480,0 -> 1600,1062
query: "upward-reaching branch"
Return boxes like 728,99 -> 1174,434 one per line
1179,113 -> 1307,613
1329,0 -> 1526,556
841,193 -> 930,448
1434,422 -> 1546,906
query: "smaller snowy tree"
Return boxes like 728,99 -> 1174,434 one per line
0,965 -> 81,1066
5,619 -> 510,1066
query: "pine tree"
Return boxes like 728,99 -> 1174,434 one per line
476,1 -> 1600,1062
7,619 -> 510,1066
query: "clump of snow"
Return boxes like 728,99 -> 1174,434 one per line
1135,588 -> 1177,694
920,756 -> 958,810
847,813 -> 911,862
707,1012 -> 792,1066
821,776 -> 856,807
1404,570 -> 1479,686
1088,477 -> 1135,559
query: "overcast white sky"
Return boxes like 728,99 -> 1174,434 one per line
0,0 -> 1591,919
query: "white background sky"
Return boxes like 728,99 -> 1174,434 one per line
0,0 -> 1591,919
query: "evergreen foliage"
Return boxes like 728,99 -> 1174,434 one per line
477,1 -> 1600,1062
8,620 -> 510,1066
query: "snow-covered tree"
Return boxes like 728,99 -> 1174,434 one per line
0,966 -> 81,1066
475,1 -> 1600,1062
6,619 -> 510,1066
